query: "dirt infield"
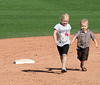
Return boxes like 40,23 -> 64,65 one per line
0,34 -> 100,85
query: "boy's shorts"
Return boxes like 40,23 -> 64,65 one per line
57,44 -> 69,56
77,47 -> 89,61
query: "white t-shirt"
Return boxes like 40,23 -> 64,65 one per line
54,23 -> 71,47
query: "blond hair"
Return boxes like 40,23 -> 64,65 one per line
60,13 -> 69,20
80,19 -> 88,25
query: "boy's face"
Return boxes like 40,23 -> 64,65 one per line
61,18 -> 69,26
80,23 -> 88,32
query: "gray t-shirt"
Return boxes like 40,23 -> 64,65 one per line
54,23 -> 71,47
75,29 -> 96,48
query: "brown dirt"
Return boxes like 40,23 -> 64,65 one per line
0,34 -> 100,85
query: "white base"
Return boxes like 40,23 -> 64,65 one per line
14,59 -> 35,64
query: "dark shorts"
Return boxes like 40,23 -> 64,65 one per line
57,44 -> 69,56
77,47 -> 89,61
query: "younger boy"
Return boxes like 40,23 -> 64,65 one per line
71,19 -> 98,71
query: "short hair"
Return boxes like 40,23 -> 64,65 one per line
60,13 -> 69,20
80,19 -> 88,25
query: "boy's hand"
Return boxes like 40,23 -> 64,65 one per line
94,39 -> 98,48
70,41 -> 73,45
70,36 -> 76,45
96,43 -> 98,48
55,41 -> 59,45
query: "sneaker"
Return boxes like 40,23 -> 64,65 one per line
82,67 -> 87,71
61,68 -> 67,73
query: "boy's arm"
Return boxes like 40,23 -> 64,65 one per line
94,39 -> 98,48
71,30 -> 80,45
53,29 -> 59,45
90,31 -> 98,48
71,36 -> 77,45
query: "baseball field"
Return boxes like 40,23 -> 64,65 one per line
0,0 -> 100,85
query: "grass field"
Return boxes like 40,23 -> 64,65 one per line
0,0 -> 100,39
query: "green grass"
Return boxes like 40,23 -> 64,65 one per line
0,0 -> 100,39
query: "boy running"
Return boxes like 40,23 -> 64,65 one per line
53,13 -> 71,73
71,19 -> 98,71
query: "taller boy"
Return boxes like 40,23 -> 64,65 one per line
53,13 -> 71,73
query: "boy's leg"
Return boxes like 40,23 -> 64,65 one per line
57,44 -> 69,73
81,60 -> 87,67
81,47 -> 89,71
81,60 -> 87,71
62,54 -> 67,69
61,44 -> 69,70
61,54 -> 67,73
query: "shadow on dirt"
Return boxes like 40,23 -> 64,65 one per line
22,67 -> 80,74
46,68 -> 80,71
22,69 -> 61,74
